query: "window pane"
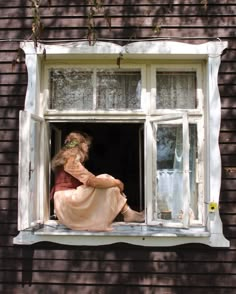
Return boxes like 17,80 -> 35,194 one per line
156,72 -> 196,109
154,124 -> 197,223
189,125 -> 198,221
49,69 -> 93,110
96,70 -> 141,109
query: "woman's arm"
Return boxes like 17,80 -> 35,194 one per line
86,175 -> 124,192
64,157 -> 124,192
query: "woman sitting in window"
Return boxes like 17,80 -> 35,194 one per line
50,132 -> 144,231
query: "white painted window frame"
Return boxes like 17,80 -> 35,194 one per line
150,63 -> 204,115
14,41 -> 229,247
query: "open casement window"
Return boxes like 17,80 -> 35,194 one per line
147,114 -> 191,228
14,40 -> 229,247
18,111 -> 49,230
147,64 -> 205,230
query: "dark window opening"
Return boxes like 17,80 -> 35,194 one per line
50,122 -> 144,219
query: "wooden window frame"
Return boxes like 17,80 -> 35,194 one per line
146,63 -> 205,228
13,41 -> 229,247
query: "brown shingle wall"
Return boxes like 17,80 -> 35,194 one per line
0,1 -> 236,293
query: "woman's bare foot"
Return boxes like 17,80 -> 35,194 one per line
122,207 -> 145,223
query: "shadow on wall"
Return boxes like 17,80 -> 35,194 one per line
0,0 -> 31,289
3,0 -> 234,46
5,241 -> 234,294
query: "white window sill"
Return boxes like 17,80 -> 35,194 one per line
13,221 -> 229,247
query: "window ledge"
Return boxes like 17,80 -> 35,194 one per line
13,222 -> 229,247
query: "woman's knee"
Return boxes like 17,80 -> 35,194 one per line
108,186 -> 120,194
97,174 -> 114,179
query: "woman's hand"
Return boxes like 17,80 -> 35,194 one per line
115,179 -> 124,192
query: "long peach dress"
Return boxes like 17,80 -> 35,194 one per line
53,158 -> 127,231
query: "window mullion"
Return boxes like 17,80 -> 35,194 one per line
197,119 -> 205,225
182,113 -> 190,228
145,120 -> 154,224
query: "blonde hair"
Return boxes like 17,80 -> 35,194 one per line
51,132 -> 92,171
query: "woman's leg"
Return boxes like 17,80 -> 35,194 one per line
121,203 -> 145,223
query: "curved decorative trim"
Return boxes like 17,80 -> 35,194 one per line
124,41 -> 228,56
20,41 -> 122,55
207,54 -> 229,247
20,40 -> 228,56
13,229 -> 226,247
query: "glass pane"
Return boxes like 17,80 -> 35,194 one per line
96,70 -> 141,109
49,69 -> 93,110
156,72 -> 196,109
154,124 -> 197,223
189,125 -> 198,221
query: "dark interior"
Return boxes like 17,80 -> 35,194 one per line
50,122 -> 144,214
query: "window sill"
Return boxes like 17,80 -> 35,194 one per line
13,222 -> 229,247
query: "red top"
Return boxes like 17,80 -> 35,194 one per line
50,166 -> 82,199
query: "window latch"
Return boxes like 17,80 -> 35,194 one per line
29,161 -> 34,180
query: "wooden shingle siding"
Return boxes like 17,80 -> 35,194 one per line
1,1 -> 236,42
0,1 -> 236,293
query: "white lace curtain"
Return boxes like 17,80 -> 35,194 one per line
154,124 -> 197,222
96,71 -> 141,109
50,69 -> 94,110
156,72 -> 196,109
49,69 -> 141,110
